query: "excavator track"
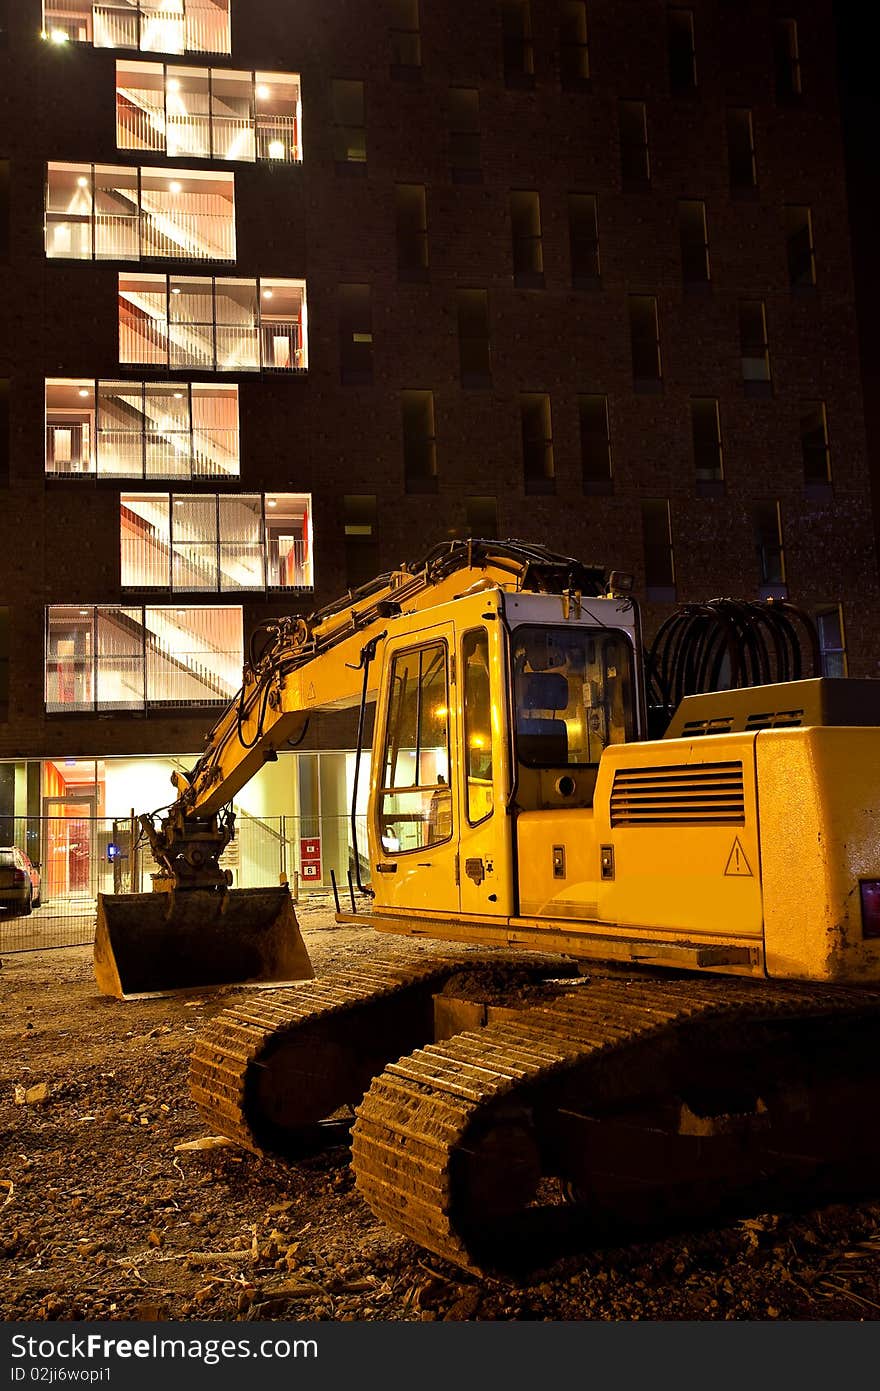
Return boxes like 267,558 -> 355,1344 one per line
189,954 -> 521,1154
352,972 -> 880,1272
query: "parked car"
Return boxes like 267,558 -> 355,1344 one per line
0,847 -> 42,915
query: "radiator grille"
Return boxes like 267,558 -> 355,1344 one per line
610,760 -> 745,826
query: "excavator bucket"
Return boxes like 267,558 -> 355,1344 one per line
94,885 -> 313,999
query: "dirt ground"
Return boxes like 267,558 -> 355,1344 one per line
2,898 -> 880,1323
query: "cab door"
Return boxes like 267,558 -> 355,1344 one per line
456,625 -> 514,918
371,626 -> 460,914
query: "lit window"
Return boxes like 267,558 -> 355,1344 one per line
118,274 -> 308,372
120,493 -> 313,591
45,380 -> 239,479
116,61 -> 302,163
45,605 -> 243,713
46,163 -> 235,262
42,1 -> 231,55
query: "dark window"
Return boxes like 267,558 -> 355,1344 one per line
816,606 -> 846,677
521,393 -> 554,493
448,88 -> 481,176
331,80 -> 366,164
0,159 -> 8,264
679,199 -> 709,283
395,183 -> 428,276
786,205 -> 815,287
465,496 -> 498,537
338,284 -> 373,384
457,290 -> 491,385
402,390 -> 437,491
619,100 -> 649,182
774,18 -> 801,100
578,394 -> 612,492
739,301 -> 771,386
502,0 -> 535,83
754,501 -> 785,588
668,8 -> 696,91
510,190 -> 544,286
727,109 -> 756,190
463,628 -> 495,825
389,0 -> 421,68
801,402 -> 831,485
629,295 -> 662,387
691,398 -> 723,483
560,1 -> 590,85
343,494 -> 379,589
0,607 -> 8,721
642,500 -> 675,599
0,378 -> 7,488
568,192 -> 599,284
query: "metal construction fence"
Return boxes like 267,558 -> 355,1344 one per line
0,812 -> 369,954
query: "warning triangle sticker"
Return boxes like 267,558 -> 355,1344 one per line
307,682 -> 316,701
724,837 -> 753,878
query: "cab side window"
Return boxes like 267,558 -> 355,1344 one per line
462,628 -> 494,824
379,641 -> 451,852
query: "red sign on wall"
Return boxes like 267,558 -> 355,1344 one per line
300,837 -> 321,882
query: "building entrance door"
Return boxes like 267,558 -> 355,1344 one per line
44,798 -> 97,900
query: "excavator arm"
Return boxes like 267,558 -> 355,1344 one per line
96,540 -> 609,996
140,540 -> 608,888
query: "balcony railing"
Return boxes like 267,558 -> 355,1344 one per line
117,102 -> 301,164
45,3 -> 231,54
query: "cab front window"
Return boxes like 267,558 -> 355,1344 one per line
512,626 -> 634,767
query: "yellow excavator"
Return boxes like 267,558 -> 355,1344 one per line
94,540 -> 880,1270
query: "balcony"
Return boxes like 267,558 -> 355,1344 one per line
46,380 -> 239,479
42,1 -> 231,55
117,62 -> 302,164
46,164 -> 236,263
119,274 -> 308,372
45,604 -> 242,712
120,492 -> 314,592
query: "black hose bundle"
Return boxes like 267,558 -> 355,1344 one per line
645,598 -> 821,736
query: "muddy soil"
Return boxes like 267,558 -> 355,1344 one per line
2,899 -> 880,1323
